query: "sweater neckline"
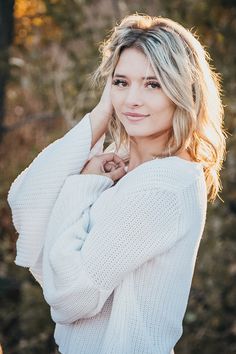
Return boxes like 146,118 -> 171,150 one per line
124,156 -> 202,174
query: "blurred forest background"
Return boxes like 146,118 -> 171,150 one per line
0,0 -> 235,353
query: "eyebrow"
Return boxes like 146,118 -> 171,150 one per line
113,74 -> 158,80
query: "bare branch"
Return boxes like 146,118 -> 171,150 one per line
2,111 -> 60,134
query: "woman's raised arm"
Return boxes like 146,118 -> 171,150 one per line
7,112 -> 106,272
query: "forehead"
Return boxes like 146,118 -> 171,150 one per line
114,47 -> 156,78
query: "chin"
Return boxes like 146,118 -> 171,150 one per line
117,117 -> 150,136
123,126 -> 150,138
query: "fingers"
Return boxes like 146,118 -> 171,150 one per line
100,76 -> 113,103
102,153 -> 126,167
106,165 -> 127,181
102,154 -> 126,176
105,75 -> 113,88
103,161 -> 115,172
94,152 -> 127,181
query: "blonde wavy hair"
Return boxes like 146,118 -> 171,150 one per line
91,14 -> 227,202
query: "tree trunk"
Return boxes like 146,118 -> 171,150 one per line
0,0 -> 15,143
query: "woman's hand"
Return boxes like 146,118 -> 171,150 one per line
90,76 -> 114,149
81,153 -> 127,182
93,75 -> 114,118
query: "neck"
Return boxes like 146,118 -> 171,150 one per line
127,134 -> 170,171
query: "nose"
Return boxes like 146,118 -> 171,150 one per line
125,85 -> 143,107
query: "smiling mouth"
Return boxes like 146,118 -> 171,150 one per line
123,113 -> 150,121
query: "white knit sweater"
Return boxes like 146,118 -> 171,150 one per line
7,112 -> 207,354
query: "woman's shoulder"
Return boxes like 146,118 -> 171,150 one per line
116,156 -> 205,195
103,144 -> 205,194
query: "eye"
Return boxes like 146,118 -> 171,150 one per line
112,79 -> 128,87
146,81 -> 161,89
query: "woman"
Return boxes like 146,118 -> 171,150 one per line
8,14 -> 226,354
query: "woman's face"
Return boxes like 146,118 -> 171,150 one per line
111,47 -> 176,140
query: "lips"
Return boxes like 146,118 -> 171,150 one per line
123,112 -> 150,121
123,112 -> 149,117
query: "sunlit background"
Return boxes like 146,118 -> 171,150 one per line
0,1 -> 235,353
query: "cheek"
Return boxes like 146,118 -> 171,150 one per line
149,95 -> 175,114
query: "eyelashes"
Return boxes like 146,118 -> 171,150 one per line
112,79 -> 161,89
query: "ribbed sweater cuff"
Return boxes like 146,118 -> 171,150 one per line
61,174 -> 114,206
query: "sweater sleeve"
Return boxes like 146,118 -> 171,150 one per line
42,174 -> 182,324
7,112 -> 106,273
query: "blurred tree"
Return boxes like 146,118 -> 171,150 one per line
0,0 -> 15,142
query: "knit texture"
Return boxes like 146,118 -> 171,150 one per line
8,112 -> 207,354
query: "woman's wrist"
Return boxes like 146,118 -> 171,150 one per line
89,106 -> 111,149
91,104 -> 112,121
